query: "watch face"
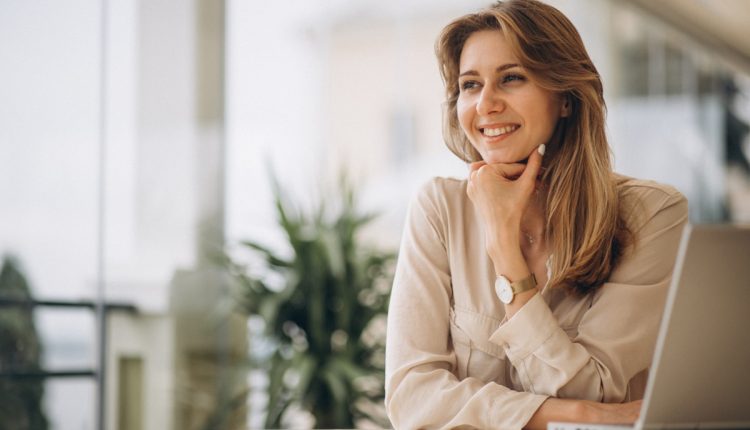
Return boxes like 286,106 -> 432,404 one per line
495,276 -> 513,304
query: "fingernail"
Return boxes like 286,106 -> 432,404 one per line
537,144 -> 546,156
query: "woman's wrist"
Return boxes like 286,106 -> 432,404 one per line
486,228 -> 524,267
486,227 -> 537,314
526,399 -> 642,429
525,398 -> 585,430
489,244 -> 529,280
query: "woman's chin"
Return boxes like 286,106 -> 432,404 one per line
482,154 -> 528,165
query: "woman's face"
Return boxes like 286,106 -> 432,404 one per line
457,30 -> 564,164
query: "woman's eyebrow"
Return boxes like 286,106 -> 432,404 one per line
458,63 -> 520,78
496,63 -> 520,72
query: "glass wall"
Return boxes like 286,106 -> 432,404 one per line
1,0 -> 241,429
0,1 -> 102,428
2,0 -> 749,429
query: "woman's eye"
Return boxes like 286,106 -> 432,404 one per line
460,81 -> 479,91
502,74 -> 525,84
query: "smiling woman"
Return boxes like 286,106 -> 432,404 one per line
384,1 -> 689,429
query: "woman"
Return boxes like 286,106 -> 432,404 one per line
384,1 -> 688,428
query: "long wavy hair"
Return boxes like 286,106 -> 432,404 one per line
436,0 -> 631,295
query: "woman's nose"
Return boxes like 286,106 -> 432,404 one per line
476,86 -> 505,116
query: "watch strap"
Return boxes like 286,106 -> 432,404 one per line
511,273 -> 537,295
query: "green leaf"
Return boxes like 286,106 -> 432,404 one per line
289,354 -> 317,404
239,240 -> 292,268
264,352 -> 292,428
322,229 -> 345,279
321,364 -> 348,405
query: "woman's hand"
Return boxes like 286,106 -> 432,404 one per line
466,145 -> 545,264
578,399 -> 642,424
525,398 -> 642,430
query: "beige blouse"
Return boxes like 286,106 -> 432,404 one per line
385,175 -> 688,429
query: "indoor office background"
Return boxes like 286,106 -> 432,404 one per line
1,0 -> 749,429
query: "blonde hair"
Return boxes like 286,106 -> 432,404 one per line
436,0 -> 631,295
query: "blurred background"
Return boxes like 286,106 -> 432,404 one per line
1,0 -> 749,429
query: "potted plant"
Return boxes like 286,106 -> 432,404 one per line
0,256 -> 49,430
225,176 -> 395,429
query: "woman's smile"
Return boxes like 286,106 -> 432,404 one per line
479,123 -> 521,143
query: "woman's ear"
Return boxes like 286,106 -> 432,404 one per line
560,96 -> 571,117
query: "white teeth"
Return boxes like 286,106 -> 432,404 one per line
482,125 -> 518,137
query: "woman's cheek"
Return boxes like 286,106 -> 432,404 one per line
457,106 -> 471,137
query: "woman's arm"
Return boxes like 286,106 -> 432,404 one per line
466,146 -> 545,317
488,185 -> 688,402
386,179 -> 548,430
525,398 -> 643,429
467,138 -> 688,403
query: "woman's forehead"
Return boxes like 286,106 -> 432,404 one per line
459,30 -> 520,73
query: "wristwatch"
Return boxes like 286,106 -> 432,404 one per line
495,273 -> 537,304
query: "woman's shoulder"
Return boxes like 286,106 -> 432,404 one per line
413,176 -> 468,208
404,176 -> 471,245
615,174 -> 685,205
614,173 -> 684,198
614,173 -> 688,230
419,175 -> 467,192
408,176 -> 471,229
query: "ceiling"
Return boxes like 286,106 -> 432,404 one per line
628,0 -> 750,73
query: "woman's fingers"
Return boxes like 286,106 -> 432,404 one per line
469,161 -> 486,172
466,146 -> 547,250
470,143 -> 546,185
469,161 -> 485,182
520,144 -> 545,187
472,163 -> 526,182
495,163 -> 526,180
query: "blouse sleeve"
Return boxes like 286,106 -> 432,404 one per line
385,180 -> 548,430
487,187 -> 689,402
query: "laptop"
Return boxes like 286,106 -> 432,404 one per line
549,224 -> 750,430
